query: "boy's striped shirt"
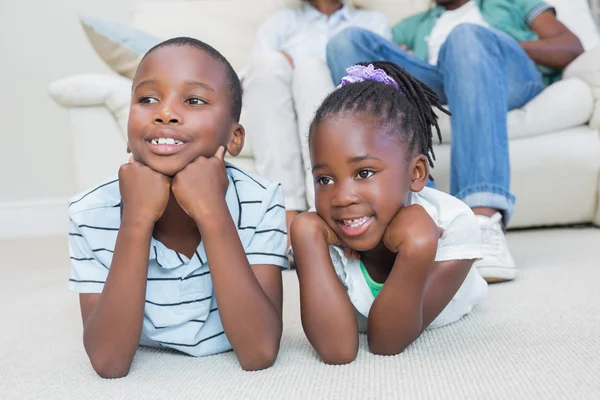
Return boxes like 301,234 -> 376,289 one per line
68,163 -> 288,356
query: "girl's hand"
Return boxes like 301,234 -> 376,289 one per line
383,205 -> 442,254
291,213 -> 360,260
291,212 -> 341,247
119,157 -> 171,225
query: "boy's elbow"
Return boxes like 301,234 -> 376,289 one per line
90,356 -> 132,379
86,345 -> 133,379
238,342 -> 280,371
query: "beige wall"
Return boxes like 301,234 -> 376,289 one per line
0,0 -> 140,203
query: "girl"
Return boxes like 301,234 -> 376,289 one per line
290,61 -> 487,364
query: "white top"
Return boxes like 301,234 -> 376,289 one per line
427,1 -> 490,65
328,187 -> 487,327
247,2 -> 391,68
68,164 -> 288,357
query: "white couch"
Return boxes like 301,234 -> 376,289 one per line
49,0 -> 600,228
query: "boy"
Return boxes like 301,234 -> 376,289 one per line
68,37 -> 287,378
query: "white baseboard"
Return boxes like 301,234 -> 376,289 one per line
0,199 -> 68,239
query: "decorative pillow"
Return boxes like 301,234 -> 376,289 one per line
80,16 -> 161,79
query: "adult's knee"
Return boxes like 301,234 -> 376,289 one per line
439,24 -> 495,67
446,23 -> 491,45
326,27 -> 370,61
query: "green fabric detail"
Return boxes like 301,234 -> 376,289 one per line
359,260 -> 384,297
391,0 -> 561,85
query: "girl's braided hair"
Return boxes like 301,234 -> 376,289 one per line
310,61 -> 450,170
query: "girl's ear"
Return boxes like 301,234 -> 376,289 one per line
409,154 -> 429,192
225,123 -> 245,157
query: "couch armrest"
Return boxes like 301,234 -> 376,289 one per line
48,73 -> 132,134
66,106 -> 129,192
564,45 -> 600,130
589,87 -> 600,131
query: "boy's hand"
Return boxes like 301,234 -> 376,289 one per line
171,146 -> 229,221
119,157 -> 171,225
383,205 -> 442,254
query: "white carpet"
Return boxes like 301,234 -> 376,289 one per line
1,229 -> 599,400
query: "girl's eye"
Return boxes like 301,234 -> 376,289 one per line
317,176 -> 334,185
139,97 -> 158,104
357,170 -> 374,179
186,98 -> 206,105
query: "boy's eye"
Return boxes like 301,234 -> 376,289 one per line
357,170 -> 374,179
139,97 -> 158,104
317,176 -> 334,185
186,98 -> 206,105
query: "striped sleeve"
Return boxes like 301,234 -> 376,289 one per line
519,0 -> 556,26
67,217 -> 109,294
245,183 -> 289,269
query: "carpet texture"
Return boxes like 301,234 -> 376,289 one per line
1,229 -> 599,399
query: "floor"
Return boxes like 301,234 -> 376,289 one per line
1,228 -> 599,400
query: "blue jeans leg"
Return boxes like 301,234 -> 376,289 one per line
438,24 -> 544,221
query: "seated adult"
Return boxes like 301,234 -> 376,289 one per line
242,0 -> 391,245
326,0 -> 584,282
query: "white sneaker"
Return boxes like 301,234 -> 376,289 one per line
473,213 -> 517,283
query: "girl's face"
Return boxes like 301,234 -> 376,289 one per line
310,114 -> 428,251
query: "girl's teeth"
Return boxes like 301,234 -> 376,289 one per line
344,217 -> 369,228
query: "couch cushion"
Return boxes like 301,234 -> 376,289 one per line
130,0 -> 302,73
434,78 -> 594,144
80,16 -> 160,79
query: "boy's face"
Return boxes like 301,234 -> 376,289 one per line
128,45 -> 242,177
311,114 -> 427,251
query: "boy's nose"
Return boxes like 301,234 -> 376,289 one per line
155,104 -> 181,125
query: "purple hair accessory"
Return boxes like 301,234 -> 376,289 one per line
339,64 -> 401,91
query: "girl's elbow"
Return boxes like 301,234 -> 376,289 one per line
320,346 -> 358,365
369,342 -> 409,357
368,332 -> 418,357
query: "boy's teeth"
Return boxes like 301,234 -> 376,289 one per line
151,138 -> 184,145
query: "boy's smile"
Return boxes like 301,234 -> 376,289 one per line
127,45 -> 241,177
146,129 -> 188,155
311,113 -> 425,251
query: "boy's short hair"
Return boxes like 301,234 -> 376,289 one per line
141,37 -> 243,122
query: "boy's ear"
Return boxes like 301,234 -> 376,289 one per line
225,123 -> 245,157
409,154 -> 429,192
